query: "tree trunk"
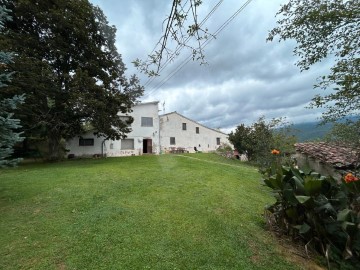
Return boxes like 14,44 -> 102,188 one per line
48,132 -> 62,161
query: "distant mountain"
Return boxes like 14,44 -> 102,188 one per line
291,116 -> 359,142
291,121 -> 333,142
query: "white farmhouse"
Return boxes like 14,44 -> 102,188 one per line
66,101 -> 160,157
66,102 -> 231,157
160,112 -> 230,153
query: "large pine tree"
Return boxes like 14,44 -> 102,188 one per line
0,0 -> 143,160
0,5 -> 24,167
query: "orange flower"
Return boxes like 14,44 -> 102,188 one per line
344,173 -> 359,183
271,149 -> 280,155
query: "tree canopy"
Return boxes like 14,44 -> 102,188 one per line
0,0 -> 143,159
268,0 -> 360,122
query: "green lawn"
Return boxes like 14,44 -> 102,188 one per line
1,154 -> 306,269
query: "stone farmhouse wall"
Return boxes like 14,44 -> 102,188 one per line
160,112 -> 230,153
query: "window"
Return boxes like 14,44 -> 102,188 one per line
216,137 -> 221,145
196,127 -> 199,134
141,117 -> 153,127
121,139 -> 134,150
170,137 -> 176,145
110,143 -> 114,149
79,138 -> 94,146
182,123 -> 187,130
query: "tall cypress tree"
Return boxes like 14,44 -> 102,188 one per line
0,5 -> 24,167
0,0 -> 143,160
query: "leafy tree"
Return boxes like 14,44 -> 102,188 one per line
0,0 -> 143,160
229,117 -> 273,165
0,5 -> 24,167
325,119 -> 360,173
272,120 -> 298,155
228,123 -> 253,158
268,0 -> 360,122
229,117 -> 296,167
326,120 -> 360,147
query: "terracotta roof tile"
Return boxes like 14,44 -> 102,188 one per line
295,142 -> 358,169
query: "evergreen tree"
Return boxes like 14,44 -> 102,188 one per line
0,5 -> 24,167
0,0 -> 143,160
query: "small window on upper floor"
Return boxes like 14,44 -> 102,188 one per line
79,138 -> 94,146
196,127 -> 199,134
141,117 -> 153,127
182,123 -> 187,130
216,137 -> 221,145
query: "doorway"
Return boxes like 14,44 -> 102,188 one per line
143,139 -> 152,154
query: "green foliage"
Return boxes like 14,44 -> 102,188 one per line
0,0 -> 143,160
217,142 -> 233,152
262,158 -> 360,268
325,119 -> 360,175
326,119 -> 360,147
268,0 -> 360,122
0,5 -> 24,167
228,117 -> 296,167
273,121 -> 297,156
0,95 -> 24,167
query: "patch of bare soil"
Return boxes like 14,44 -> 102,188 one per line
264,210 -> 326,270
270,232 -> 326,270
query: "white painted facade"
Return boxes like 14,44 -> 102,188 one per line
66,101 -> 160,157
160,112 -> 230,153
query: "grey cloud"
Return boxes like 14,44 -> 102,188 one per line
90,0 -> 331,131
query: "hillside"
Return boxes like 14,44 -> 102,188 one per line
291,116 -> 359,142
291,121 -> 333,142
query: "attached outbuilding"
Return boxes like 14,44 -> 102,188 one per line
160,111 -> 230,153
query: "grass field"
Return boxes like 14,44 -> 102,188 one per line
0,154 -> 315,269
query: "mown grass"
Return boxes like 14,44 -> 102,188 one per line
1,153 -> 305,269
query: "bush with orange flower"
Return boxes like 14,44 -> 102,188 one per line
262,153 -> 360,268
228,117 -> 296,168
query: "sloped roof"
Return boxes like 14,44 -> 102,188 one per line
295,142 -> 358,169
135,101 -> 159,106
160,111 -> 228,135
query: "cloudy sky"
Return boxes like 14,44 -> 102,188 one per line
89,0 -> 332,133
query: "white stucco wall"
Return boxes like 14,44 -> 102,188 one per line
160,112 -> 230,153
66,102 -> 160,157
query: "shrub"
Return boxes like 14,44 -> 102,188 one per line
216,143 -> 234,159
262,152 -> 360,268
229,117 -> 296,168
